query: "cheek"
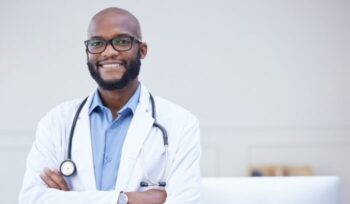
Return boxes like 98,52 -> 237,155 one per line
87,54 -> 99,64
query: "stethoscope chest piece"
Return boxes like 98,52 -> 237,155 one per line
60,159 -> 77,177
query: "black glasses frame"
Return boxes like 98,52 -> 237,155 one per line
84,35 -> 142,54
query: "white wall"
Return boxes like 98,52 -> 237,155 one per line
0,0 -> 349,203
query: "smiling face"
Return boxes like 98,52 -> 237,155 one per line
86,8 -> 147,90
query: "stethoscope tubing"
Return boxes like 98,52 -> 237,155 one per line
67,97 -> 88,160
61,93 -> 168,187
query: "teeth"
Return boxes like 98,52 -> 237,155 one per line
100,64 -> 121,68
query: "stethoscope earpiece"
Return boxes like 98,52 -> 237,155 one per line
140,181 -> 149,187
139,181 -> 167,188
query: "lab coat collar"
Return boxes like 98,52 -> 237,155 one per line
115,84 -> 154,191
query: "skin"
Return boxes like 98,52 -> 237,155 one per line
40,7 -> 167,204
87,7 -> 147,119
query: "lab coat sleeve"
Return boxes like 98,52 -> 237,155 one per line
18,108 -> 119,204
163,114 -> 201,204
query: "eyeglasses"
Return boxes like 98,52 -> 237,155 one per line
84,35 -> 142,54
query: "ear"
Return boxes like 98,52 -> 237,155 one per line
85,49 -> 90,61
139,42 -> 148,59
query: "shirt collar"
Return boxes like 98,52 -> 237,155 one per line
89,84 -> 141,115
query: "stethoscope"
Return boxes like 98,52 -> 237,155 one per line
59,94 -> 169,188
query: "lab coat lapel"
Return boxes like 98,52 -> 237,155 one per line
115,85 -> 154,190
71,92 -> 96,190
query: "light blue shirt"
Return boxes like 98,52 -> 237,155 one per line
89,85 -> 141,190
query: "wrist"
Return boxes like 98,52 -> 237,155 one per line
117,191 -> 129,204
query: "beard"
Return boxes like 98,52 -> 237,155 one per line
87,51 -> 141,90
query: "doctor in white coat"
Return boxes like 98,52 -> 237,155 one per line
19,7 -> 201,204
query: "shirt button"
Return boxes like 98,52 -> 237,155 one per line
105,156 -> 112,163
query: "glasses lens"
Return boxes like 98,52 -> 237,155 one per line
112,36 -> 133,51
87,39 -> 106,53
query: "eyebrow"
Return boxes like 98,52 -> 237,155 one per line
89,36 -> 103,39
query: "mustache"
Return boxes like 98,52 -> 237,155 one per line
86,49 -> 141,90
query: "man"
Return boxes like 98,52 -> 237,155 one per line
19,7 -> 201,204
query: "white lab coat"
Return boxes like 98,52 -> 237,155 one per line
19,84 -> 201,204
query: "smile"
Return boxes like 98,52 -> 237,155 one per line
99,63 -> 123,69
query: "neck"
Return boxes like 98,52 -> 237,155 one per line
98,79 -> 139,118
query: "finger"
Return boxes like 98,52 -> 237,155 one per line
40,170 -> 61,190
44,168 -> 68,191
44,168 -> 67,190
51,169 -> 69,191
42,168 -> 61,189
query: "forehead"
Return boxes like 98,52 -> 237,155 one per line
88,12 -> 138,39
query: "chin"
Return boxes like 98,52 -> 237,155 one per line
102,79 -> 123,85
101,75 -> 124,82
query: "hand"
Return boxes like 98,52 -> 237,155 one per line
126,189 -> 167,204
40,168 -> 69,191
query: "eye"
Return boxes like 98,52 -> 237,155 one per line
113,37 -> 132,46
88,39 -> 105,47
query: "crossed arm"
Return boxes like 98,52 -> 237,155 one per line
40,168 -> 167,204
21,107 -> 201,204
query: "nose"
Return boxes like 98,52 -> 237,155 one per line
101,43 -> 119,57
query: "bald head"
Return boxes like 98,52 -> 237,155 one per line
88,7 -> 142,40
